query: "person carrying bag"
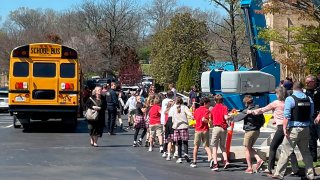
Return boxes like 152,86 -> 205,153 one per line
85,86 -> 106,147
85,97 -> 100,121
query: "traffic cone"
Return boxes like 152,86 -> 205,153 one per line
226,109 -> 237,160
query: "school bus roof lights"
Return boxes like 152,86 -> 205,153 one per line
12,45 -> 29,58
61,46 -> 77,59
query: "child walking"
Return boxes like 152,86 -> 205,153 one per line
210,94 -> 230,171
133,96 -> 147,147
233,95 -> 265,173
162,100 -> 174,160
170,97 -> 193,163
190,97 -> 213,168
148,96 -> 163,152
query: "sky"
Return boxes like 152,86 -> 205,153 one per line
0,0 -> 218,23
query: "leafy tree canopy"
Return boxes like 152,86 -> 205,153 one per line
150,12 -> 209,90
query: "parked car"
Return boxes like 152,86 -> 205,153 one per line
122,85 -> 139,95
141,76 -> 154,86
0,87 -> 8,112
159,91 -> 189,106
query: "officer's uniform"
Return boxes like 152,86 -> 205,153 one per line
305,87 -> 320,162
274,91 -> 315,179
106,88 -> 119,134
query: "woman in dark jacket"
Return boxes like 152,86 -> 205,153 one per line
86,86 -> 106,147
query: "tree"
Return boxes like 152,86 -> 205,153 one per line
78,0 -> 140,74
138,47 -> 151,64
208,0 -> 250,70
144,0 -> 178,33
118,47 -> 142,85
150,13 -> 209,91
258,0 -> 320,78
177,57 -> 202,92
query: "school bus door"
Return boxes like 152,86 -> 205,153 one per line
30,61 -> 58,104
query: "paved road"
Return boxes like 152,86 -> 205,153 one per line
0,113 -> 313,180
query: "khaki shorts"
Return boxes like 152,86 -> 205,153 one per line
243,130 -> 260,147
150,124 -> 163,138
211,127 -> 227,149
194,131 -> 209,147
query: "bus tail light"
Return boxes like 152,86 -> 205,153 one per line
15,82 -> 28,89
61,83 -> 74,90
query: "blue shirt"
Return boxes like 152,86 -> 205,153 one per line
284,90 -> 314,127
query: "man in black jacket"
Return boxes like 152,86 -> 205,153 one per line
106,82 -> 119,135
304,75 -> 320,162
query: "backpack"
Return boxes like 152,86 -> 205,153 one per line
254,113 -> 265,128
248,106 -> 265,128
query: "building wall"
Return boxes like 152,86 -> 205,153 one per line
265,8 -> 316,80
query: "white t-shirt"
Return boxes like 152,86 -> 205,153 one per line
160,98 -> 173,124
169,104 -> 192,129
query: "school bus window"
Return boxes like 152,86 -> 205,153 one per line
13,62 -> 29,77
60,63 -> 75,78
33,63 -> 56,77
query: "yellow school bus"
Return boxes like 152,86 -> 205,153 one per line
8,43 -> 82,130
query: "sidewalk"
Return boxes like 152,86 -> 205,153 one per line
229,118 -> 276,162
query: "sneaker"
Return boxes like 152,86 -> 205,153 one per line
159,146 -> 164,153
137,140 -> 142,146
256,160 -> 264,171
223,160 -> 230,169
211,164 -> 219,171
176,158 -> 182,163
133,142 -> 137,147
245,168 -> 253,174
184,153 -> 191,163
289,171 -> 299,177
148,147 -> 153,152
162,152 -> 167,158
190,163 -> 197,168
166,155 -> 171,161
263,169 -> 272,174
209,159 -> 214,169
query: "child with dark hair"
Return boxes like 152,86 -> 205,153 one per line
132,96 -> 147,147
190,97 -> 213,168
169,97 -> 193,163
148,96 -> 163,152
162,100 -> 175,160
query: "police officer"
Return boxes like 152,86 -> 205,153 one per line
304,75 -> 320,162
272,81 -> 315,179
106,82 -> 119,135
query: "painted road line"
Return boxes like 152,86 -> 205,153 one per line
3,124 -> 13,128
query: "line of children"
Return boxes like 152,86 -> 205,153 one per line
131,92 -> 266,174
